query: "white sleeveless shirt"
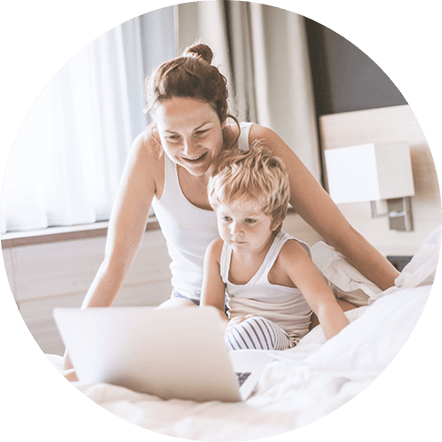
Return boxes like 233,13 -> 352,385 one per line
220,231 -> 313,339
151,122 -> 253,300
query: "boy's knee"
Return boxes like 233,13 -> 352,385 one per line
224,316 -> 274,351
240,315 -> 268,331
231,316 -> 268,338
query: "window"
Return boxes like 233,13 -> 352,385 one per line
1,8 -> 175,234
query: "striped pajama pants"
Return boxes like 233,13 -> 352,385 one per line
224,316 -> 296,351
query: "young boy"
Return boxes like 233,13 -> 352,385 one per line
201,144 -> 350,351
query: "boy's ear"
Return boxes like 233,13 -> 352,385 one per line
271,221 -> 281,232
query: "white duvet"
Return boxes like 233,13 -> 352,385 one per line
48,227 -> 440,441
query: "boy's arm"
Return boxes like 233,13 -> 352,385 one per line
200,238 -> 229,330
280,240 -> 349,339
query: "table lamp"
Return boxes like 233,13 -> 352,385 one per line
324,142 -> 415,231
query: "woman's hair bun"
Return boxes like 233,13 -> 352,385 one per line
183,43 -> 213,64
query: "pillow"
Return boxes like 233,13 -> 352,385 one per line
311,241 -> 382,306
311,226 -> 441,306
394,225 -> 441,289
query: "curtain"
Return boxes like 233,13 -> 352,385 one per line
177,0 -> 321,181
1,8 -> 175,234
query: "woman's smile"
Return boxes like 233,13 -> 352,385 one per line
182,152 -> 208,163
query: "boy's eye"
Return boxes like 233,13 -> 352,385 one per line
222,216 -> 232,222
244,218 -> 256,224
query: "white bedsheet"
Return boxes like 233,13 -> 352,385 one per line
47,227 -> 440,441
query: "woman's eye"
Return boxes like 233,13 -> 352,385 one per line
166,134 -> 181,142
194,129 -> 208,137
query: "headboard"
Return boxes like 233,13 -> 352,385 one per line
319,105 -> 441,256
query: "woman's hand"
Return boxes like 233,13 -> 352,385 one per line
61,368 -> 79,382
60,350 -> 79,381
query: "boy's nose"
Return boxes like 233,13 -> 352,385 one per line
230,222 -> 243,237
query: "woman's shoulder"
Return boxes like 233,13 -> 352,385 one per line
134,129 -> 162,157
131,130 -> 165,168
248,123 -> 302,165
249,123 -> 285,147
225,121 -> 275,149
126,131 -> 165,193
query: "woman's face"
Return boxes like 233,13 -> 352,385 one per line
153,97 -> 225,177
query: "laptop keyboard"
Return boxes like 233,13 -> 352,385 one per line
236,372 -> 252,387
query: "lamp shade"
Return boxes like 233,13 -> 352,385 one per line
324,142 -> 415,204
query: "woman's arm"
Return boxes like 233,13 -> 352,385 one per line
200,238 -> 229,331
280,241 -> 349,339
250,125 -> 399,290
81,133 -> 159,308
63,133 -> 159,370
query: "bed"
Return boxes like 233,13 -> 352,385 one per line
47,225 -> 440,441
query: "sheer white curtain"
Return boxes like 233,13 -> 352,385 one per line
177,1 -> 321,181
1,8 -> 175,234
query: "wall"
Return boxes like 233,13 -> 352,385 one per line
305,18 -> 408,115
305,19 -> 440,257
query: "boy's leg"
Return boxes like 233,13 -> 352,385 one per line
224,316 -> 292,351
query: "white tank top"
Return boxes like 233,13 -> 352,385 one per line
220,231 -> 313,338
151,122 -> 253,300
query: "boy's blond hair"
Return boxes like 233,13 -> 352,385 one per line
208,142 -> 290,232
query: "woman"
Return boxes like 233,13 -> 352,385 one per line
63,43 -> 398,370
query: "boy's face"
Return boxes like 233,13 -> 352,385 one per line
216,201 -> 279,255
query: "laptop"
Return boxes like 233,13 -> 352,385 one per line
53,306 -> 274,402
